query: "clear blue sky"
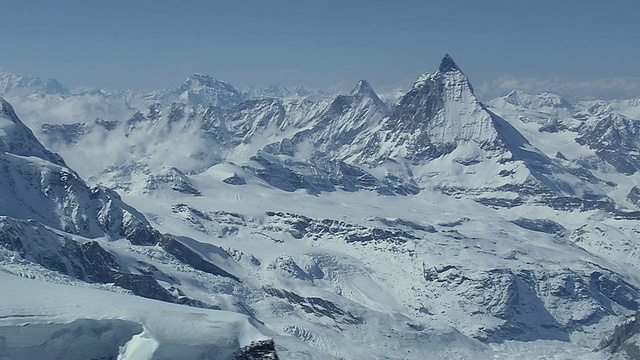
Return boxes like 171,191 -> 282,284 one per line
1,0 -> 639,99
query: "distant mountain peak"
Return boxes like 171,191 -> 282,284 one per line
500,89 -> 573,110
439,53 -> 462,73
0,71 -> 69,96
174,73 -> 244,108
349,79 -> 375,96
183,73 -> 233,88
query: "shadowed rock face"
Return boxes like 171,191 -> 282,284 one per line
235,339 -> 280,360
600,311 -> 640,358
144,167 -> 201,195
384,73 -> 446,136
423,263 -> 640,343
0,217 -> 174,302
158,235 -> 240,282
576,114 -> 640,175
263,287 -> 362,325
439,53 -> 462,73
628,186 -> 640,207
511,218 -> 566,236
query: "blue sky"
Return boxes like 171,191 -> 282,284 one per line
1,0 -> 639,99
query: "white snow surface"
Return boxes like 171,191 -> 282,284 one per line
0,272 -> 268,360
2,58 -> 640,359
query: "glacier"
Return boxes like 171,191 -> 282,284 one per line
1,55 -> 640,359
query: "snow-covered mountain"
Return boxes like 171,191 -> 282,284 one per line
0,71 -> 69,97
1,55 -> 640,359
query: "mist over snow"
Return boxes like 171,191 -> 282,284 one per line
1,55 -> 640,359
478,75 -> 640,102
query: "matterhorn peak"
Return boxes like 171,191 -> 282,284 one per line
439,53 -> 462,73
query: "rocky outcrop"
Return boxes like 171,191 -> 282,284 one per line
235,339 -> 279,360
263,287 -> 361,324
264,211 -> 418,244
0,217 -> 174,302
576,114 -> 640,175
600,311 -> 640,358
158,235 -> 240,281
144,167 -> 201,195
423,264 -> 640,343
511,218 -> 566,236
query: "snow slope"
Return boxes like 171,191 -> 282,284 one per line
1,55 -> 640,359
0,272 -> 271,360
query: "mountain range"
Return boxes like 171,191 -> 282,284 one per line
1,55 -> 639,359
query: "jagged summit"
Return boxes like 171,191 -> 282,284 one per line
439,53 -> 462,73
348,80 -> 386,107
350,79 -> 375,96
179,73 -> 240,93
173,73 -> 244,108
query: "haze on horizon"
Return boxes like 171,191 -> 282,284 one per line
1,0 -> 639,100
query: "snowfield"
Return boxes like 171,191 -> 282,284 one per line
1,55 -> 640,359
0,272 -> 270,360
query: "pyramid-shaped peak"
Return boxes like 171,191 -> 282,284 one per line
439,53 -> 462,73
350,79 -> 375,96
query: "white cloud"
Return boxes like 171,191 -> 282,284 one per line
477,75 -> 640,101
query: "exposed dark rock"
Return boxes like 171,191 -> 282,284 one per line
158,235 -> 240,282
376,217 -> 437,233
235,339 -> 279,360
474,197 -> 525,208
223,173 -> 247,185
265,211 -> 416,244
172,203 -> 212,221
590,271 -> 639,311
600,311 -> 640,358
576,114 -> 640,175
110,272 -> 176,302
0,217 -> 176,303
540,196 -> 616,212
125,110 -> 148,134
263,287 -> 361,324
439,53 -> 462,73
627,186 -> 640,207
614,210 -> 640,220
438,218 -> 470,228
145,167 -> 201,195
94,118 -> 119,130
511,218 -> 566,236
41,123 -> 88,144
246,152 -> 334,194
